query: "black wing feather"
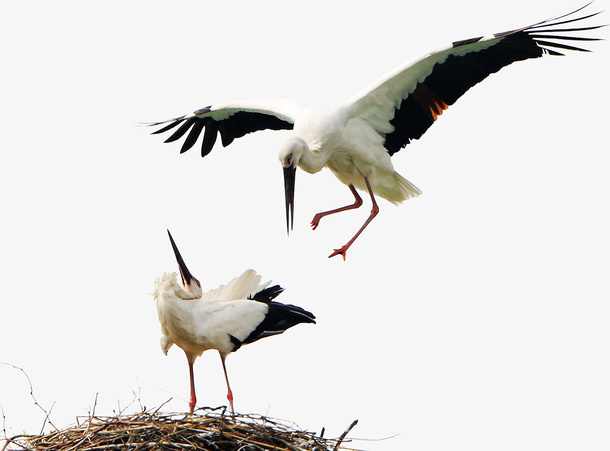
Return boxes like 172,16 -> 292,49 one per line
218,120 -> 237,147
384,5 -> 603,155
165,118 -> 196,144
532,39 -> 594,52
151,118 -> 184,135
201,121 -> 218,157
182,119 -> 206,153
242,285 -> 316,346
151,108 -> 294,158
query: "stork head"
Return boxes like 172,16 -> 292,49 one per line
167,230 -> 202,298
278,137 -> 308,234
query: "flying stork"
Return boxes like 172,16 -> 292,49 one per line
148,4 -> 603,260
152,230 -> 316,415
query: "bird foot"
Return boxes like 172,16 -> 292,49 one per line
328,246 -> 348,260
310,214 -> 323,230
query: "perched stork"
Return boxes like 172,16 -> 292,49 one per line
148,4 -> 603,259
152,230 -> 316,415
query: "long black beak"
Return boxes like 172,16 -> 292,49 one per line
167,230 -> 194,288
283,166 -> 296,234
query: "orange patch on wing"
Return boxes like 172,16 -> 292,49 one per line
412,83 -> 449,121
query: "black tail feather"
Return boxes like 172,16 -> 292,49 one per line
249,285 -> 285,303
244,286 -> 315,345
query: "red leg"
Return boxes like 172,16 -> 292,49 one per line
311,184 -> 363,230
188,361 -> 196,413
329,177 -> 379,260
220,353 -> 235,417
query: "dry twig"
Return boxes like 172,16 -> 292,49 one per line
0,363 -> 58,434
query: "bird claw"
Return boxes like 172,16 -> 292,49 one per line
328,247 -> 347,260
310,214 -> 323,230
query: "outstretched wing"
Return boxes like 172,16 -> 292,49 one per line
148,98 -> 305,157
342,3 -> 604,155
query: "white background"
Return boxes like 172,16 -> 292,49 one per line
1,1 -> 609,450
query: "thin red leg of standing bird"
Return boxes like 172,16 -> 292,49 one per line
188,361 -> 197,413
219,353 -> 235,416
329,177 -> 379,260
311,184 -> 363,230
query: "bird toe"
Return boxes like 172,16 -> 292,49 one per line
328,247 -> 347,260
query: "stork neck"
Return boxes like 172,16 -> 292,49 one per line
177,287 -> 200,300
298,145 -> 327,174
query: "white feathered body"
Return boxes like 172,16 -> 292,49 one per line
292,107 -> 422,204
152,269 -> 270,362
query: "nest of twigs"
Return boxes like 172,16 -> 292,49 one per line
3,407 -> 360,451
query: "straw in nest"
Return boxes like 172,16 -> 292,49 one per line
3,407 -> 360,451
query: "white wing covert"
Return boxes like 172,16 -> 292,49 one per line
341,4 -> 603,155
201,269 -> 270,302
